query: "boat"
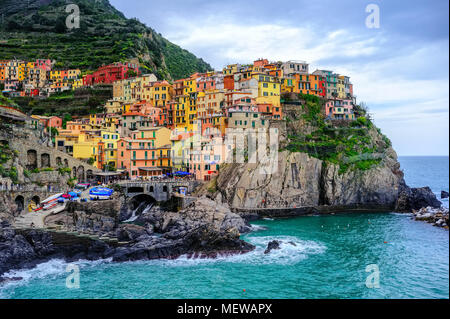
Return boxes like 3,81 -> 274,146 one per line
43,202 -> 58,211
41,193 -> 64,205
89,187 -> 114,200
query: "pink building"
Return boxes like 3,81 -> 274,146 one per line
36,59 -> 52,71
325,99 -> 355,120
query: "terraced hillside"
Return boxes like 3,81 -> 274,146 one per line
0,0 -> 212,80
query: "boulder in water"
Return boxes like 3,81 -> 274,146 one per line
441,191 -> 449,199
264,240 -> 281,254
396,186 -> 442,212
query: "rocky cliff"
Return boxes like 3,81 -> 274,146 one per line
211,98 -> 440,213
216,147 -> 403,211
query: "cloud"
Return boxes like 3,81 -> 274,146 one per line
165,19 -> 384,70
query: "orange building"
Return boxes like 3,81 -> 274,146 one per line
117,127 -> 172,177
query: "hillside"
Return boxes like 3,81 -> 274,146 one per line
0,0 -> 212,80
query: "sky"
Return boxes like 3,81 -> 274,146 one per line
110,0 -> 449,156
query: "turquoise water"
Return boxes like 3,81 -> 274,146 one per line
0,157 -> 448,299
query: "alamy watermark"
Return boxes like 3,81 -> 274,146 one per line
366,4 -> 380,29
66,264 -> 80,289
65,4 -> 80,30
365,264 -> 380,289
170,125 -> 280,176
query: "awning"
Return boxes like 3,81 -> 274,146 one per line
92,172 -> 122,176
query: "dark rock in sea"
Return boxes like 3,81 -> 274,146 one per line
441,191 -> 449,199
264,240 -> 281,254
396,185 -> 442,212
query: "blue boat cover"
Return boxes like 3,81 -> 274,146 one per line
89,187 -> 114,196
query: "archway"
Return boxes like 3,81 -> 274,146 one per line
163,185 -> 168,192
31,195 -> 40,205
14,195 -> 24,212
72,167 -> 77,179
149,185 -> 154,193
86,169 -> 93,181
56,157 -> 62,166
64,159 -> 69,167
27,150 -> 37,170
41,153 -> 50,168
77,166 -> 85,182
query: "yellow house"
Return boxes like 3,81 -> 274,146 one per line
72,79 -> 83,90
337,75 -> 346,99
223,64 -> 239,76
183,77 -> 197,132
73,133 -> 102,166
68,69 -> 81,80
5,60 -> 26,81
100,131 -> 121,169
175,95 -> 188,131
50,70 -> 61,81
281,77 -> 296,93
253,73 -> 281,107
129,127 -> 171,148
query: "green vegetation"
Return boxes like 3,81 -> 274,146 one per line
283,95 -> 390,174
0,142 -> 12,164
67,177 -> 77,187
0,165 -> 18,183
13,86 -> 111,117
23,169 -> 31,178
58,167 -> 72,175
207,177 -> 218,193
0,0 -> 212,80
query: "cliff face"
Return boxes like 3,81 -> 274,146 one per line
217,147 -> 403,210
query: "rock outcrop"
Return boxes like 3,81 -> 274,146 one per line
395,185 -> 442,212
0,196 -> 254,276
111,197 -> 254,261
216,147 -> 405,211
441,191 -> 449,199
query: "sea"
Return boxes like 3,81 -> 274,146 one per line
0,156 -> 448,299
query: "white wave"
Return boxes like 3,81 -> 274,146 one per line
0,258 -> 113,295
262,218 -> 274,221
249,224 -> 268,232
123,235 -> 326,268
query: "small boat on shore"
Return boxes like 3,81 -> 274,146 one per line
89,187 -> 114,200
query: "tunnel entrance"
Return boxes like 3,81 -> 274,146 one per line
15,195 -> 24,212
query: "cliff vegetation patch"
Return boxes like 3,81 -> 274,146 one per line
282,94 -> 392,174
